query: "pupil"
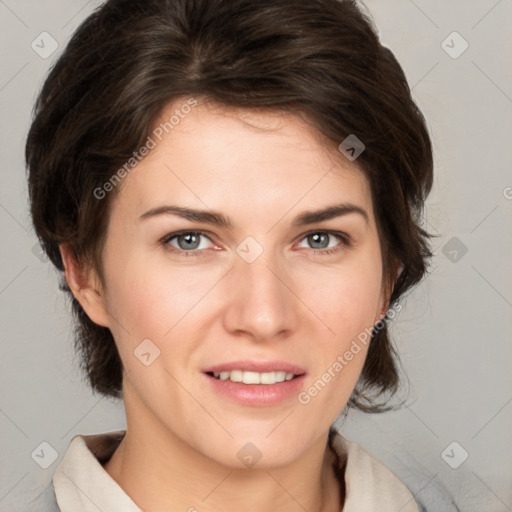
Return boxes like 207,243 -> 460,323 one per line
309,233 -> 328,249
179,233 -> 200,250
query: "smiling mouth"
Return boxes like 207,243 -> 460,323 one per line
205,370 -> 303,385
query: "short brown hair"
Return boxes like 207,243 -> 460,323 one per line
25,0 -> 433,412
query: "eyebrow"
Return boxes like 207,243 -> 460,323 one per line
138,202 -> 369,228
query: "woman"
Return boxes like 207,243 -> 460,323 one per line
26,0 -> 435,510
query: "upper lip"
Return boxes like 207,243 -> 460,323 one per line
203,360 -> 307,375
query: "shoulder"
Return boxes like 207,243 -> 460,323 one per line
51,430 -> 141,512
330,428 -> 420,512
28,483 -> 60,512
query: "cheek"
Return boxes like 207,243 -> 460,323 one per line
302,251 -> 383,340
297,269 -> 380,414
294,250 -> 382,409
102,254 -> 222,350
101,256 -> 172,344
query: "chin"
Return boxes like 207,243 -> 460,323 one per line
196,427 -> 312,470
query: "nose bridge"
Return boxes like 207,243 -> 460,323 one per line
223,242 -> 297,339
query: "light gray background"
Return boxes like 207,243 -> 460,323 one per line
1,1 -> 511,511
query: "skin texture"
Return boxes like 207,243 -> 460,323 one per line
60,98 -> 393,512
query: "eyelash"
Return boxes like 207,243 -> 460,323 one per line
160,230 -> 352,258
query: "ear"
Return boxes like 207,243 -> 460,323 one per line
59,243 -> 110,328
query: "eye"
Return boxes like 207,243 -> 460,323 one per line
161,231 -> 215,255
297,231 -> 351,255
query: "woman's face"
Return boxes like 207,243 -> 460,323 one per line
90,99 -> 388,467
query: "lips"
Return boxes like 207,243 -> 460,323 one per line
202,362 -> 307,406
203,360 -> 307,376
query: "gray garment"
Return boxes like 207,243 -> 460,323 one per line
28,483 -> 59,512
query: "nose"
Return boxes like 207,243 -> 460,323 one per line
222,249 -> 299,342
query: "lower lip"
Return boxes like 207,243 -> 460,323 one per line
203,373 -> 306,407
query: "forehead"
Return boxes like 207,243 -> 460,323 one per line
113,98 -> 374,224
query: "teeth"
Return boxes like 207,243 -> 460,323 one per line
212,370 -> 296,384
